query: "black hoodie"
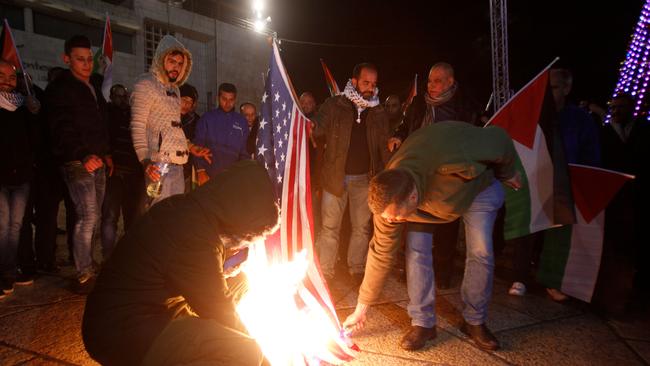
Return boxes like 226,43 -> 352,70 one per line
82,160 -> 279,366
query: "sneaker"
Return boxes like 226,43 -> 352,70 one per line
508,282 -> 526,296
1,279 -> 14,295
546,288 -> 568,302
74,272 -> 96,295
14,272 -> 35,286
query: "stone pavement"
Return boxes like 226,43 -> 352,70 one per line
0,249 -> 648,365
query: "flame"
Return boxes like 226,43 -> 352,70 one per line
236,241 -> 352,365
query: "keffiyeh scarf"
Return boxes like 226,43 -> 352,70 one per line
343,79 -> 380,123
422,82 -> 458,126
0,90 -> 24,112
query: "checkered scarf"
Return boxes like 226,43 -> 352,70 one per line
0,90 -> 24,112
343,79 -> 380,123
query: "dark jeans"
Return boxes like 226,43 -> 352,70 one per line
101,171 -> 145,259
0,183 -> 30,276
61,162 -> 106,275
510,232 -> 543,285
33,165 -> 75,267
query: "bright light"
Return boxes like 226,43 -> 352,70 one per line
237,242 -> 355,365
254,19 -> 267,33
253,0 -> 265,13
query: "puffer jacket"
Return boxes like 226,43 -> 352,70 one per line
312,95 -> 391,197
131,35 -> 193,165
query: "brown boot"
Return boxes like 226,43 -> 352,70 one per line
399,326 -> 437,351
460,321 -> 500,350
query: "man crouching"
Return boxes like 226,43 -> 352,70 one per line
82,160 -> 279,366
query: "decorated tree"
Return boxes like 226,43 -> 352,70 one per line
612,0 -> 650,121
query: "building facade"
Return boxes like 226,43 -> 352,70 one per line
1,0 -> 270,113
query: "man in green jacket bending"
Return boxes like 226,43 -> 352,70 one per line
344,121 -> 521,351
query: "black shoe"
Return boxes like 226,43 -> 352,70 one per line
400,326 -> 437,351
460,321 -> 500,351
15,272 -> 35,286
1,278 -> 14,294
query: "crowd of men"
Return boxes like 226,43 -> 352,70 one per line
0,33 -> 648,363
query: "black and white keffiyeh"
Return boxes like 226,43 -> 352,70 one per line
342,79 -> 380,123
0,90 -> 24,112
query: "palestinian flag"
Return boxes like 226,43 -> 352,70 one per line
487,58 -> 575,240
93,15 -> 113,101
538,164 -> 634,302
401,73 -> 417,114
320,58 -> 340,96
1,19 -> 21,71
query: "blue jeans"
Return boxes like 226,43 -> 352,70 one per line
0,183 -> 30,276
406,180 -> 504,327
317,174 -> 372,277
149,164 -> 185,208
61,162 -> 106,275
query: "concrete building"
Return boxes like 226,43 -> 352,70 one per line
1,0 -> 270,113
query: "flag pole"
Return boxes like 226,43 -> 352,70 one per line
3,19 -> 31,96
484,57 -> 560,127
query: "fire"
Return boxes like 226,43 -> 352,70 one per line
236,241 -> 353,365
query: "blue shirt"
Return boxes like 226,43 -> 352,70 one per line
192,108 -> 250,177
558,104 -> 601,166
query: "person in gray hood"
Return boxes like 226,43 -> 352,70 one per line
130,35 -> 209,207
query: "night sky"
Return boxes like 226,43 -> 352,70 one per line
267,0 -> 642,109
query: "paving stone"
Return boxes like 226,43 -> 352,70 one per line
608,316 -> 650,341
496,314 -> 643,366
339,303 -> 508,365
490,288 -> 584,322
0,300 -> 97,365
442,292 -> 540,332
626,340 -> 650,364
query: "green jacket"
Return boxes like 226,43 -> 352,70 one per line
82,161 -> 278,366
312,95 -> 391,196
359,121 -> 517,304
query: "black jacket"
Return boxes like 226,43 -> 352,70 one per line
107,103 -> 141,174
393,91 -> 479,141
44,70 -> 109,164
82,161 -> 279,366
0,105 -> 37,186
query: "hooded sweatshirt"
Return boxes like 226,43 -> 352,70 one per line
130,35 -> 193,165
82,160 -> 279,366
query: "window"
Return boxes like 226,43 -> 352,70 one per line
33,12 -> 134,54
144,21 -> 173,71
101,0 -> 134,9
0,4 -> 25,31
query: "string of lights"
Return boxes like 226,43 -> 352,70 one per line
612,0 -> 650,121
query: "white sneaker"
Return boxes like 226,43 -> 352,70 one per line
508,282 -> 527,296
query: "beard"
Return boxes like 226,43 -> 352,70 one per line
357,88 -> 374,100
166,70 -> 179,82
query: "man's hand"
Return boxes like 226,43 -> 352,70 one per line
342,303 -> 369,335
143,160 -> 161,182
83,155 -> 104,173
189,144 -> 213,164
504,171 -> 523,191
387,137 -> 402,152
25,95 -> 41,114
197,170 -> 210,186
105,155 -> 114,177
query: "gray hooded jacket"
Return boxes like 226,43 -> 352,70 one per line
130,35 -> 193,165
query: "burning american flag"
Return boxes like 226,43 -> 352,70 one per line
237,41 -> 357,365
